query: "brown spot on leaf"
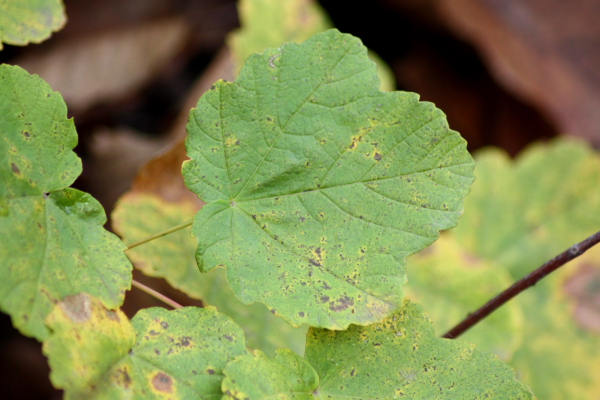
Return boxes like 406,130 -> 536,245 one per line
116,368 -> 132,388
309,258 -> 321,267
321,295 -> 330,303
61,294 -> 92,323
152,372 -> 173,393
374,153 -> 382,161
206,369 -> 215,375
11,163 -> 20,174
330,296 -> 354,312
178,336 -> 192,346
223,334 -> 233,342
106,310 -> 120,321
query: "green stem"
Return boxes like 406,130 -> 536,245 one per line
125,220 -> 193,250
131,279 -> 183,309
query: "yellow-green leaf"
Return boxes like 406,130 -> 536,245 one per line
0,0 -> 65,49
228,0 -> 331,70
44,293 -> 249,400
405,234 -> 524,360
442,138 -> 600,398
222,300 -> 534,399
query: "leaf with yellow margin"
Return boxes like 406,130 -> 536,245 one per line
445,138 -> 600,398
0,0 -> 65,49
405,234 -> 523,361
44,293 -> 249,400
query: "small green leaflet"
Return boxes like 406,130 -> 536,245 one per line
222,300 -> 534,399
0,64 -> 131,340
0,0 -> 65,49
112,193 -> 308,357
184,29 -> 475,329
44,293 -> 249,400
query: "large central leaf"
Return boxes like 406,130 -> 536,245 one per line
183,29 -> 475,329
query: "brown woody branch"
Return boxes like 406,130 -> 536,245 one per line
443,230 -> 600,339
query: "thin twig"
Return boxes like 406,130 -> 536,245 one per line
131,279 -> 183,309
125,220 -> 193,251
443,230 -> 600,339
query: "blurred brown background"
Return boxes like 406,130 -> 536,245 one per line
2,0 -> 599,398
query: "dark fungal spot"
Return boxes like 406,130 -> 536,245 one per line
179,336 -> 192,346
207,369 -> 215,375
329,296 -> 354,312
309,259 -> 321,267
271,309 -> 277,314
211,85 -> 216,90
374,153 -> 382,161
160,321 -> 169,329
116,368 -> 132,388
321,295 -> 330,303
350,369 -> 356,376
149,330 -> 159,336
223,335 -> 233,342
11,163 -> 20,174
152,372 -> 173,393
299,312 -> 305,317
23,131 -> 30,137
322,282 -> 331,290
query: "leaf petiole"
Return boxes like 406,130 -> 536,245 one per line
131,279 -> 183,309
125,220 -> 193,250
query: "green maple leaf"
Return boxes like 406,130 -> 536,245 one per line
44,293 -> 249,399
0,64 -> 131,340
0,0 -> 65,49
222,300 -> 534,399
183,29 -> 474,329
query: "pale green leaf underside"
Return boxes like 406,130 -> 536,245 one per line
0,64 -> 131,340
0,0 -> 65,49
44,294 -> 249,400
184,29 -> 474,329
222,300 -> 534,399
112,193 -> 308,357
